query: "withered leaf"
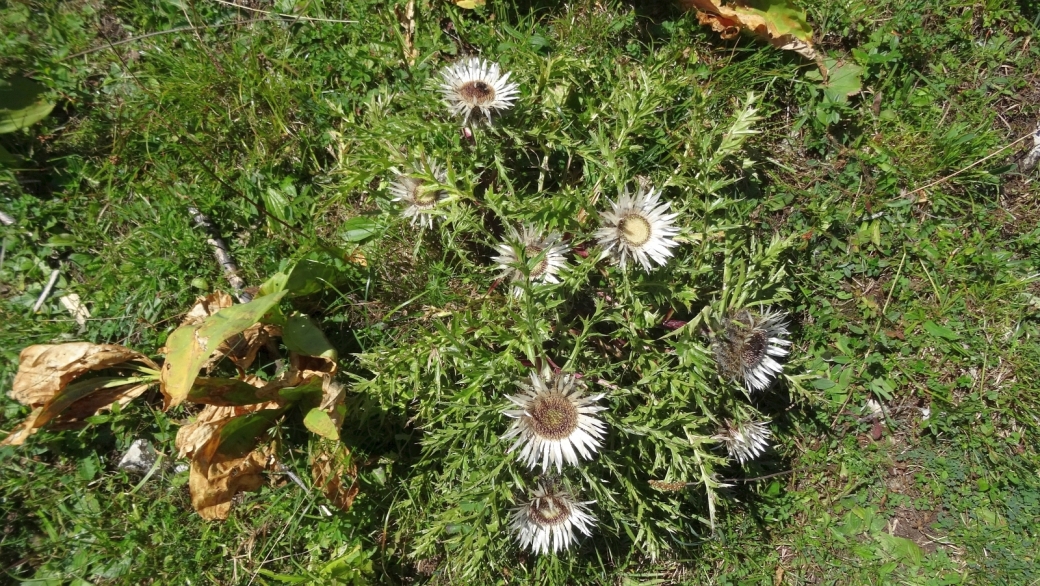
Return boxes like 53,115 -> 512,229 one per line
10,343 -> 158,406
175,402 -> 280,459
3,343 -> 158,446
190,442 -> 271,521
311,440 -> 360,512
183,406 -> 285,520
681,0 -> 820,63
182,291 -> 235,325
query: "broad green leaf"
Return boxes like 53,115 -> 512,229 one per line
186,377 -> 271,406
303,407 -> 341,440
824,61 -> 863,102
262,186 -> 292,222
923,320 -> 960,340
216,408 -> 285,458
278,376 -> 325,402
0,77 -> 55,134
285,259 -> 338,297
812,378 -> 835,390
160,290 -> 287,409
340,216 -> 378,243
877,533 -> 924,564
258,271 -> 289,297
283,313 -> 337,360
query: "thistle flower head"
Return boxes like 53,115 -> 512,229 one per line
714,419 -> 772,464
712,308 -> 791,392
439,57 -> 520,124
388,161 -> 448,229
508,478 -> 595,555
502,372 -> 607,473
492,224 -> 569,297
595,185 -> 680,272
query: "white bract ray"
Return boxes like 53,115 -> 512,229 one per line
502,372 -> 607,473
439,57 -> 520,125
509,479 -> 595,555
595,185 -> 680,272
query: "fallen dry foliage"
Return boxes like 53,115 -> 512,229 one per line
2,343 -> 159,446
312,440 -> 360,512
4,278 -> 360,521
680,0 -> 821,67
177,401 -> 283,520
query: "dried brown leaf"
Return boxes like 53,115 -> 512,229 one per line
3,343 -> 158,445
182,291 -> 235,326
311,440 -> 359,512
181,403 -> 285,520
1,407 -> 43,446
681,0 -> 820,62
10,343 -> 157,406
175,402 -> 280,459
190,440 -> 271,520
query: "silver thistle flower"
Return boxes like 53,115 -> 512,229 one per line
492,224 -> 569,297
439,57 -> 520,124
502,372 -> 607,473
509,479 -> 595,555
595,185 -> 680,272
388,162 -> 447,229
714,419 -> 772,464
713,308 -> 791,391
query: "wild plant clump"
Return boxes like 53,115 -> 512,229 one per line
334,52 -> 814,579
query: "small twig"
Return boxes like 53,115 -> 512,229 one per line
722,463 -> 835,484
1019,124 -> 1040,173
211,0 -> 357,24
0,210 -> 14,226
32,269 -> 60,313
188,207 -> 252,303
903,131 -> 1035,199
62,18 -> 270,61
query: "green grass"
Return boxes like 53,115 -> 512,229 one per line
2,0 -> 1039,584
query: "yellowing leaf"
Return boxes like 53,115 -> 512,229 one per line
681,0 -> 819,62
304,408 -> 341,440
453,0 -> 485,8
159,290 -> 287,409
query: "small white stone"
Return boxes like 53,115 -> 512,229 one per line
118,439 -> 158,475
173,462 -> 189,474
920,407 -> 931,421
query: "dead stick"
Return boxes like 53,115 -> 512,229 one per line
32,269 -> 60,313
188,207 -> 252,303
903,131 -> 1034,199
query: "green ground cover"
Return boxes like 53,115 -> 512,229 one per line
2,0 -> 1039,584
